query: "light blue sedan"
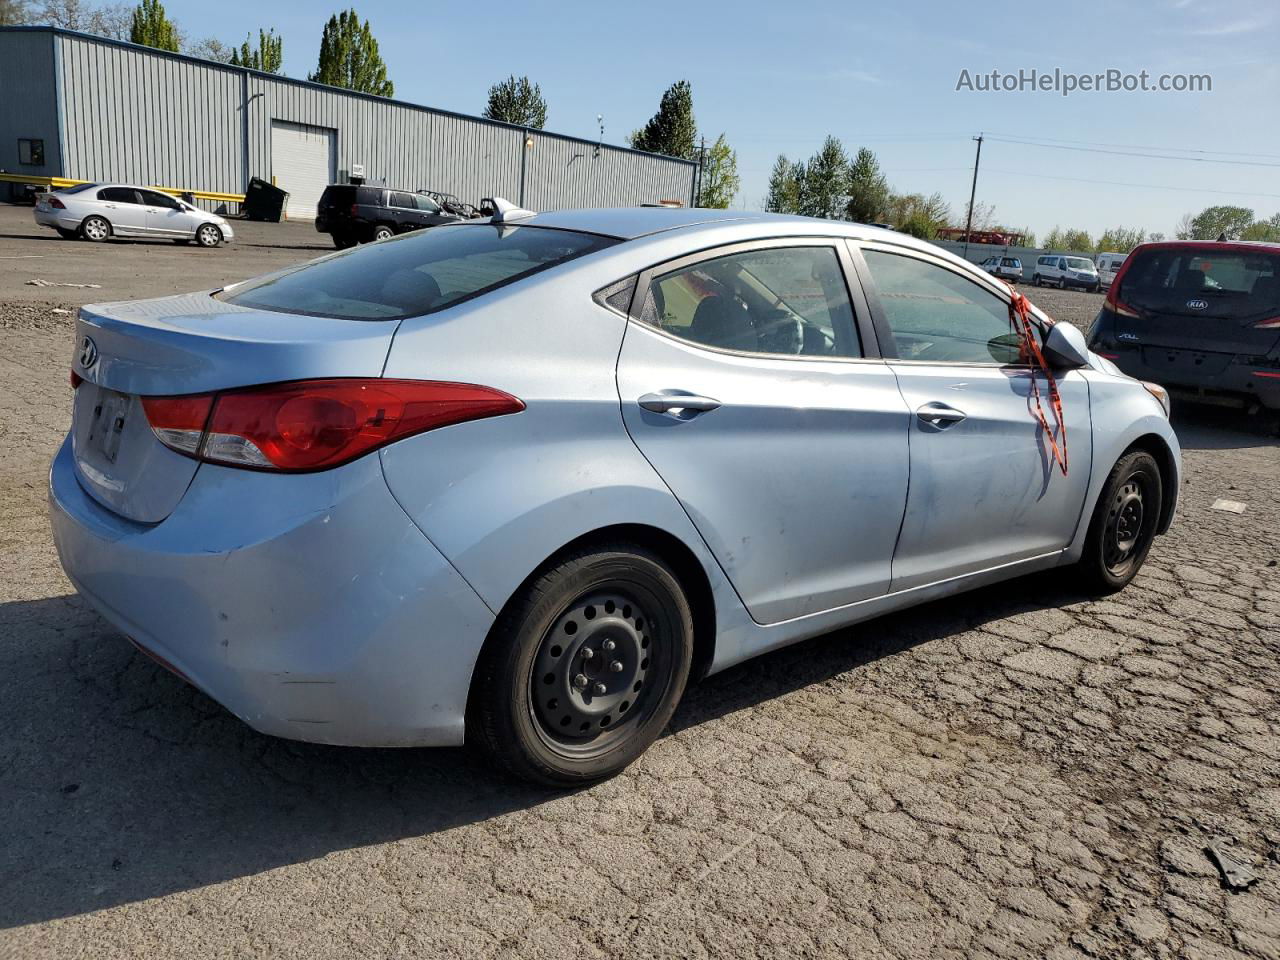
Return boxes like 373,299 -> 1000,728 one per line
49,205 -> 1180,785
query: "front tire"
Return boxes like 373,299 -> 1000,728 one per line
80,216 -> 110,242
1032,274 -> 1041,287
372,224 -> 394,242
1075,450 -> 1163,593
195,223 -> 222,247
469,543 -> 694,786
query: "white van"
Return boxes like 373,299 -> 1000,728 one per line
1095,252 -> 1127,288
1032,255 -> 1100,292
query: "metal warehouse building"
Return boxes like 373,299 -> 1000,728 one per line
0,26 -> 698,219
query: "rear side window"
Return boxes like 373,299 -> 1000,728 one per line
220,224 -> 619,320
1119,247 -> 1280,319
390,192 -> 416,209
635,245 -> 859,358
97,187 -> 139,203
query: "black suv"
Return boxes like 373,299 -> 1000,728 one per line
316,185 -> 461,248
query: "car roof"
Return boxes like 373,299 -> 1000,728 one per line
522,207 -> 870,241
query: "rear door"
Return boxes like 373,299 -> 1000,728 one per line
853,242 -> 1092,591
96,187 -> 148,236
1113,246 -> 1280,372
616,239 -> 911,624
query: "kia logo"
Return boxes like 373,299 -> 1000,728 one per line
1186,299 -> 1208,310
78,335 -> 98,368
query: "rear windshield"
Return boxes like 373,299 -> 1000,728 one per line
1119,247 -> 1280,319
220,223 -> 619,320
58,183 -> 98,195
1002,258 -> 1021,267
319,185 -> 384,205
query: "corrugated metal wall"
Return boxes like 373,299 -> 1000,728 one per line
0,31 -> 61,181
21,28 -> 697,213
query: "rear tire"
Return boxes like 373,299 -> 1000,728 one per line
1032,274 -> 1041,287
469,542 -> 694,786
332,233 -> 357,249
80,216 -> 110,242
55,227 -> 78,240
1074,450 -> 1163,594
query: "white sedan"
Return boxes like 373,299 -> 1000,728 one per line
34,183 -> 234,247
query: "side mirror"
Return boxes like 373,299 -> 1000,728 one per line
1042,322 -> 1091,369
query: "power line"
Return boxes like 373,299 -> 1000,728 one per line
983,131 -> 1280,163
984,135 -> 1280,169
982,167 -> 1280,201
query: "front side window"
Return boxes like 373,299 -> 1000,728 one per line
390,191 -> 416,209
635,245 -> 859,358
18,139 -> 44,165
415,194 -> 442,213
862,250 -> 1031,364
221,223 -> 618,320
139,189 -> 179,209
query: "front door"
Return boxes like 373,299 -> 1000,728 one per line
616,240 -> 911,625
854,244 -> 1093,592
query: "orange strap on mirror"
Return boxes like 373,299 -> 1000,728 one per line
1006,284 -> 1068,477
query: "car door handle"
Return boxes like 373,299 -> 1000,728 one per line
916,402 -> 967,427
638,392 -> 722,414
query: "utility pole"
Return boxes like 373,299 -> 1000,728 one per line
694,135 -> 706,207
963,133 -> 984,260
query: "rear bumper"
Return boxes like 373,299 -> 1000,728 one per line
33,209 -> 79,230
1102,349 -> 1280,410
48,436 -> 495,746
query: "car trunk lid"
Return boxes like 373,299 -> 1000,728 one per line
71,291 -> 399,523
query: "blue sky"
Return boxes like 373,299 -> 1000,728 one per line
165,0 -> 1278,238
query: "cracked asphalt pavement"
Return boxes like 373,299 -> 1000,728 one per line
1,209 -> 1278,958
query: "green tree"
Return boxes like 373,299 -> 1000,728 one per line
1095,226 -> 1145,254
230,28 -> 283,73
845,147 -> 890,223
885,191 -> 950,235
1182,205 -> 1255,241
129,0 -> 178,51
1147,231 -> 1165,243
697,133 -> 739,209
482,75 -> 547,129
1239,213 -> 1280,242
0,0 -> 32,25
309,9 -> 393,97
1047,228 -> 1093,252
764,154 -> 801,214
797,135 -> 847,220
629,80 -> 696,160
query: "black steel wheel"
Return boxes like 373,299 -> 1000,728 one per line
469,542 -> 694,786
1077,450 -> 1163,593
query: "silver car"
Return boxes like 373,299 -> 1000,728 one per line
49,206 -> 1179,785
34,182 -> 234,246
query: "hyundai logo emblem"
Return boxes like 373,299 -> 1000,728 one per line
1186,298 -> 1208,310
78,335 -> 98,368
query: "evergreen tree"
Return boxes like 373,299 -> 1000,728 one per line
482,75 -> 547,128
129,0 -> 178,51
798,136 -> 848,220
230,28 -> 283,73
697,133 -> 739,208
845,147 -> 890,223
309,9 -> 393,97
764,154 -> 801,213
630,80 -> 696,160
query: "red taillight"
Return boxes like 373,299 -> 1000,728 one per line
48,196 -> 66,209
143,379 -> 523,471
70,370 -> 83,389
1254,316 -> 1280,329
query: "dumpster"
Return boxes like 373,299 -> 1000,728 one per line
243,177 -> 289,222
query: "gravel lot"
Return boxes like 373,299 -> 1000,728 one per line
1,204 -> 1277,959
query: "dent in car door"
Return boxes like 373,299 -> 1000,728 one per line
854,243 -> 1092,592
615,240 -> 911,625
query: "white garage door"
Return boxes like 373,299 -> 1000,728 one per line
270,121 -> 336,220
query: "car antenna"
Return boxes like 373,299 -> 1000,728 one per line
483,197 -> 536,224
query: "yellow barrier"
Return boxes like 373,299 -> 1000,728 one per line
0,173 -> 244,205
